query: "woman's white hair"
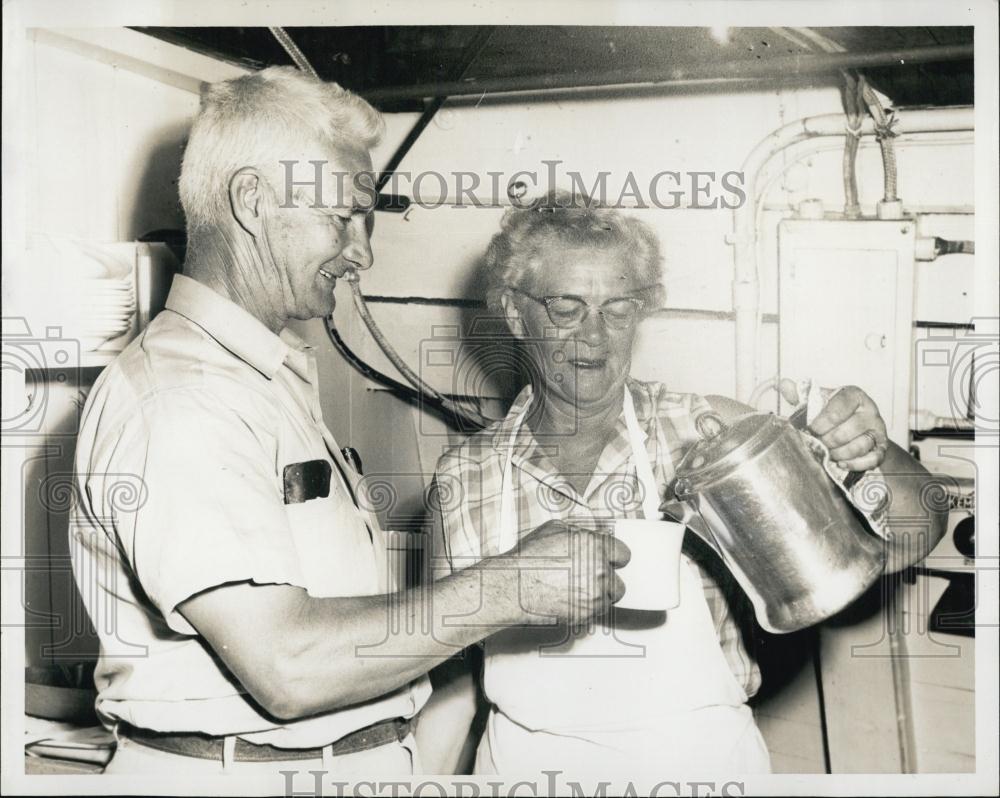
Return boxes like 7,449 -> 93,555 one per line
483,189 -> 666,312
179,66 -> 384,232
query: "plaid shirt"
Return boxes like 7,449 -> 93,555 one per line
431,378 -> 761,698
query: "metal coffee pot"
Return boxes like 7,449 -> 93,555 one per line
665,412 -> 886,634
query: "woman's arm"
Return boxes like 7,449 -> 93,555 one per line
875,440 -> 948,572
413,478 -> 483,774
414,654 -> 480,774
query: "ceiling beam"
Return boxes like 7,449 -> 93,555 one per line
33,27 -> 249,94
361,43 -> 974,105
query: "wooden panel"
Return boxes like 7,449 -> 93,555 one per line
753,628 -> 827,774
899,576 -> 976,773
35,27 -> 248,92
900,577 -> 974,688
908,681 -> 975,772
819,594 -> 905,773
755,710 -> 826,774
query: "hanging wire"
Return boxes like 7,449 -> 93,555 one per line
347,280 -> 491,429
855,75 -> 899,202
785,27 -> 900,208
269,27 -> 319,78
841,72 -> 864,218
323,309 -> 490,430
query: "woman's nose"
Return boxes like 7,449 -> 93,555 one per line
577,306 -> 609,343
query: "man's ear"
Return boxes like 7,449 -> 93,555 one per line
229,168 -> 265,236
500,290 -> 527,339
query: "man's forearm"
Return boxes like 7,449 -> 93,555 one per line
181,519 -> 608,721
275,561 -> 527,716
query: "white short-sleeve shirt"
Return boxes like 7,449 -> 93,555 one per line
70,274 -> 430,747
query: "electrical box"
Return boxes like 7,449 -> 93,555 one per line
777,218 -> 916,445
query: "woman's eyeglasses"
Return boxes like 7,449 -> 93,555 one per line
511,288 -> 646,330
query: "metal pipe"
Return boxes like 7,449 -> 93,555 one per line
362,44 -> 972,105
730,105 -> 974,401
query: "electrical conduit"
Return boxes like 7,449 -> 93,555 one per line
730,105 -> 974,402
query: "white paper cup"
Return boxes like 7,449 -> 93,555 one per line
613,519 -> 685,610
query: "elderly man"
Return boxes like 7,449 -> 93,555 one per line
70,67 -> 626,777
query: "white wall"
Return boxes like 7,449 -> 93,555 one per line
14,32 -> 237,667
25,38 -> 198,241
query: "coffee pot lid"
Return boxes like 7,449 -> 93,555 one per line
676,412 -> 784,488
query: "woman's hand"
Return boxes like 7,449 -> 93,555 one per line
780,381 -> 889,472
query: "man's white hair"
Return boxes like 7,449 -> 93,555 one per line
179,66 -> 384,232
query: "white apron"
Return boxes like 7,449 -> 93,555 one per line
475,386 -> 771,779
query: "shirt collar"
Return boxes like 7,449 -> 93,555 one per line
279,328 -> 316,383
492,380 -> 654,501
164,274 -> 312,381
492,384 -> 535,453
492,380 -> 650,451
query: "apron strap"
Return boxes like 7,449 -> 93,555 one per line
498,393 -> 533,552
621,387 -> 662,521
498,384 -> 660,551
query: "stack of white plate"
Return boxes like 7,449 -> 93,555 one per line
75,276 -> 136,352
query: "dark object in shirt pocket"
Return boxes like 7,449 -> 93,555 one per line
283,459 -> 332,504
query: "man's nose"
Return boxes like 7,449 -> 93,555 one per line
343,218 -> 373,271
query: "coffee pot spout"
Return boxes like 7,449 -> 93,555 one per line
661,497 -> 721,559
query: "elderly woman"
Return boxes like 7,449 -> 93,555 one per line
424,192 -> 945,780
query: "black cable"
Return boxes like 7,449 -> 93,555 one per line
324,314 -> 489,430
933,238 -> 975,256
325,315 -> 418,397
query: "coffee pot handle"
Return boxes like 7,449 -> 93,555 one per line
694,413 -> 726,439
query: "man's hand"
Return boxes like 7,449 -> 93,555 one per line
780,380 -> 888,472
492,521 -> 630,626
